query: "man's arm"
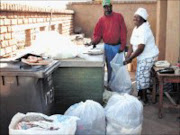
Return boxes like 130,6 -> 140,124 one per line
91,19 -> 103,46
119,15 -> 127,52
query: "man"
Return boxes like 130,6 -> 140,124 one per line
90,0 -> 127,84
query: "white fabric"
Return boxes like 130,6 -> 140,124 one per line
9,112 -> 78,135
31,31 -> 79,59
134,8 -> 148,20
130,22 -> 159,60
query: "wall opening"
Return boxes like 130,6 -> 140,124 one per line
40,27 -> 45,31
58,24 -> 62,34
51,25 -> 55,31
25,29 -> 31,46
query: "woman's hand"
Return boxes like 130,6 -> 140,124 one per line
123,57 -> 132,65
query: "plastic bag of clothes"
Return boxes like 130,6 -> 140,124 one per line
109,53 -> 132,93
9,112 -> 78,135
105,94 -> 143,135
31,31 -> 79,59
64,100 -> 106,135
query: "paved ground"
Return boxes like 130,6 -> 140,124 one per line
130,72 -> 180,135
104,71 -> 180,135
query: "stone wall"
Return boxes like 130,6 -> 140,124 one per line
0,3 -> 74,58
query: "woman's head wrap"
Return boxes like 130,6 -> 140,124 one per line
135,8 -> 149,20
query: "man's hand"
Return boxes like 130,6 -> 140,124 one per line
123,57 -> 132,65
84,41 -> 92,46
118,48 -> 124,53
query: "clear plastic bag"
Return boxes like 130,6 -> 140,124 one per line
105,94 -> 143,135
64,100 -> 105,135
109,53 -> 132,93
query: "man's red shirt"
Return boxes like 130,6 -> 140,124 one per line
93,12 -> 127,50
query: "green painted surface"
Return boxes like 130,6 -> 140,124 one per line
53,67 -> 104,114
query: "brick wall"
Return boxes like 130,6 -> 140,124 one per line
0,3 -> 74,58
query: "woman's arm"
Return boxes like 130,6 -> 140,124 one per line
124,44 -> 145,64
126,45 -> 133,58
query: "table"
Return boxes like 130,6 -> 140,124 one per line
152,66 -> 180,118
53,45 -> 105,114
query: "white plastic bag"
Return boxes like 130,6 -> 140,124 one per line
109,53 -> 132,93
64,100 -> 106,135
9,112 -> 78,135
105,94 -> 143,135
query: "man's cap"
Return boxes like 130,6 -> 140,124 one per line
134,8 -> 149,20
102,0 -> 111,7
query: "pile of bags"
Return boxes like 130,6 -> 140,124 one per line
9,96 -> 143,135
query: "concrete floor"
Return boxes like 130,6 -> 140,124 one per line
104,71 -> 180,135
129,71 -> 180,135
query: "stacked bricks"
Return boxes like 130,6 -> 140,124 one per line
0,2 -> 74,58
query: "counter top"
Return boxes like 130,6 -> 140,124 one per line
59,43 -> 105,67
59,54 -> 104,67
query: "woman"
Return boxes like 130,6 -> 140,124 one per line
124,8 -> 159,104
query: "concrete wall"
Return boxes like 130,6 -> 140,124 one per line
68,1 -> 157,45
156,0 -> 167,60
0,3 -> 74,58
165,0 -> 180,64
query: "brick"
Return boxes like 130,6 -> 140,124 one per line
0,12 -> 6,19
1,40 -> 8,47
12,45 -> 17,51
37,18 -> 43,22
7,13 -> 14,19
7,26 -> 12,32
9,39 -> 17,46
0,48 -> 6,56
23,19 -> 29,24
0,20 -> 4,26
0,26 -> 7,33
11,19 -> 17,25
0,34 -> 4,41
33,18 -> 36,23
17,19 -> 23,24
5,46 -> 12,54
29,18 -> 33,23
4,33 -> 11,40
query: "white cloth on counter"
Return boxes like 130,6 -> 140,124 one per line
30,31 -> 104,60
30,31 -> 79,59
9,112 -> 79,135
77,43 -> 104,61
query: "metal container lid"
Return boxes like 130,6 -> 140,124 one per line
0,61 -> 60,78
